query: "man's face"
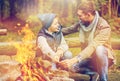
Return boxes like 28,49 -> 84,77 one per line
77,10 -> 90,25
48,17 -> 60,33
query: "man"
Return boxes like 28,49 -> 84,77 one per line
36,13 -> 72,69
59,1 -> 114,81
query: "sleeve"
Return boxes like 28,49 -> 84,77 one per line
78,25 -> 111,59
62,22 -> 80,35
37,36 -> 56,57
57,33 -> 69,52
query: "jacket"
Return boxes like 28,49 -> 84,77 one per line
36,26 -> 68,57
62,17 -> 114,61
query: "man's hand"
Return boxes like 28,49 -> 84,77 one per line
58,57 -> 79,70
58,59 -> 71,70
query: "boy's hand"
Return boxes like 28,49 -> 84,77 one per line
52,55 -> 60,63
56,49 -> 64,58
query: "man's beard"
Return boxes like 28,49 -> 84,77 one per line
82,21 -> 90,27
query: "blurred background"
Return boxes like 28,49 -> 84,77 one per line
0,0 -> 120,33
0,0 -> 120,80
0,0 -> 120,63
0,0 -> 120,81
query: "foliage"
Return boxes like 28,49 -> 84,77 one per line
0,0 -> 119,41
0,32 -> 22,42
114,50 -> 120,67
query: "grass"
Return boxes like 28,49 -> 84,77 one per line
65,32 -> 79,38
69,47 -> 81,56
70,48 -> 120,67
0,32 -> 23,42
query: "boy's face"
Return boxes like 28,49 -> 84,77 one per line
48,17 -> 60,33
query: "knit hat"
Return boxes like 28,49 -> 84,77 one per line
38,13 -> 56,29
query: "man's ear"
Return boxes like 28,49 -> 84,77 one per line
87,12 -> 91,17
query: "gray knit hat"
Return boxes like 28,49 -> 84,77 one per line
38,13 -> 56,29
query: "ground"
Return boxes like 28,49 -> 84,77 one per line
0,54 -> 120,81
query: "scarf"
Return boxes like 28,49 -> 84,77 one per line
79,11 -> 99,44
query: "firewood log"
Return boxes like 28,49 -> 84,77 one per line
0,29 -> 7,35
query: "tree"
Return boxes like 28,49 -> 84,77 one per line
111,0 -> 120,17
0,0 -> 4,20
9,0 -> 16,19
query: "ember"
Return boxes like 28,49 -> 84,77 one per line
18,58 -> 50,81
15,57 -> 75,81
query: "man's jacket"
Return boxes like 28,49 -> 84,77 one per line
62,17 -> 114,61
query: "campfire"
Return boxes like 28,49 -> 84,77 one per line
14,23 -> 74,81
16,57 -> 74,81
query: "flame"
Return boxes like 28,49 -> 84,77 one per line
12,24 -> 73,80
14,23 -> 47,81
14,23 -> 35,64
20,59 -> 46,81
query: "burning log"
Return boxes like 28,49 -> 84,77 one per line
0,55 -> 88,81
16,57 -> 75,81
18,58 -> 50,81
0,29 -> 7,35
